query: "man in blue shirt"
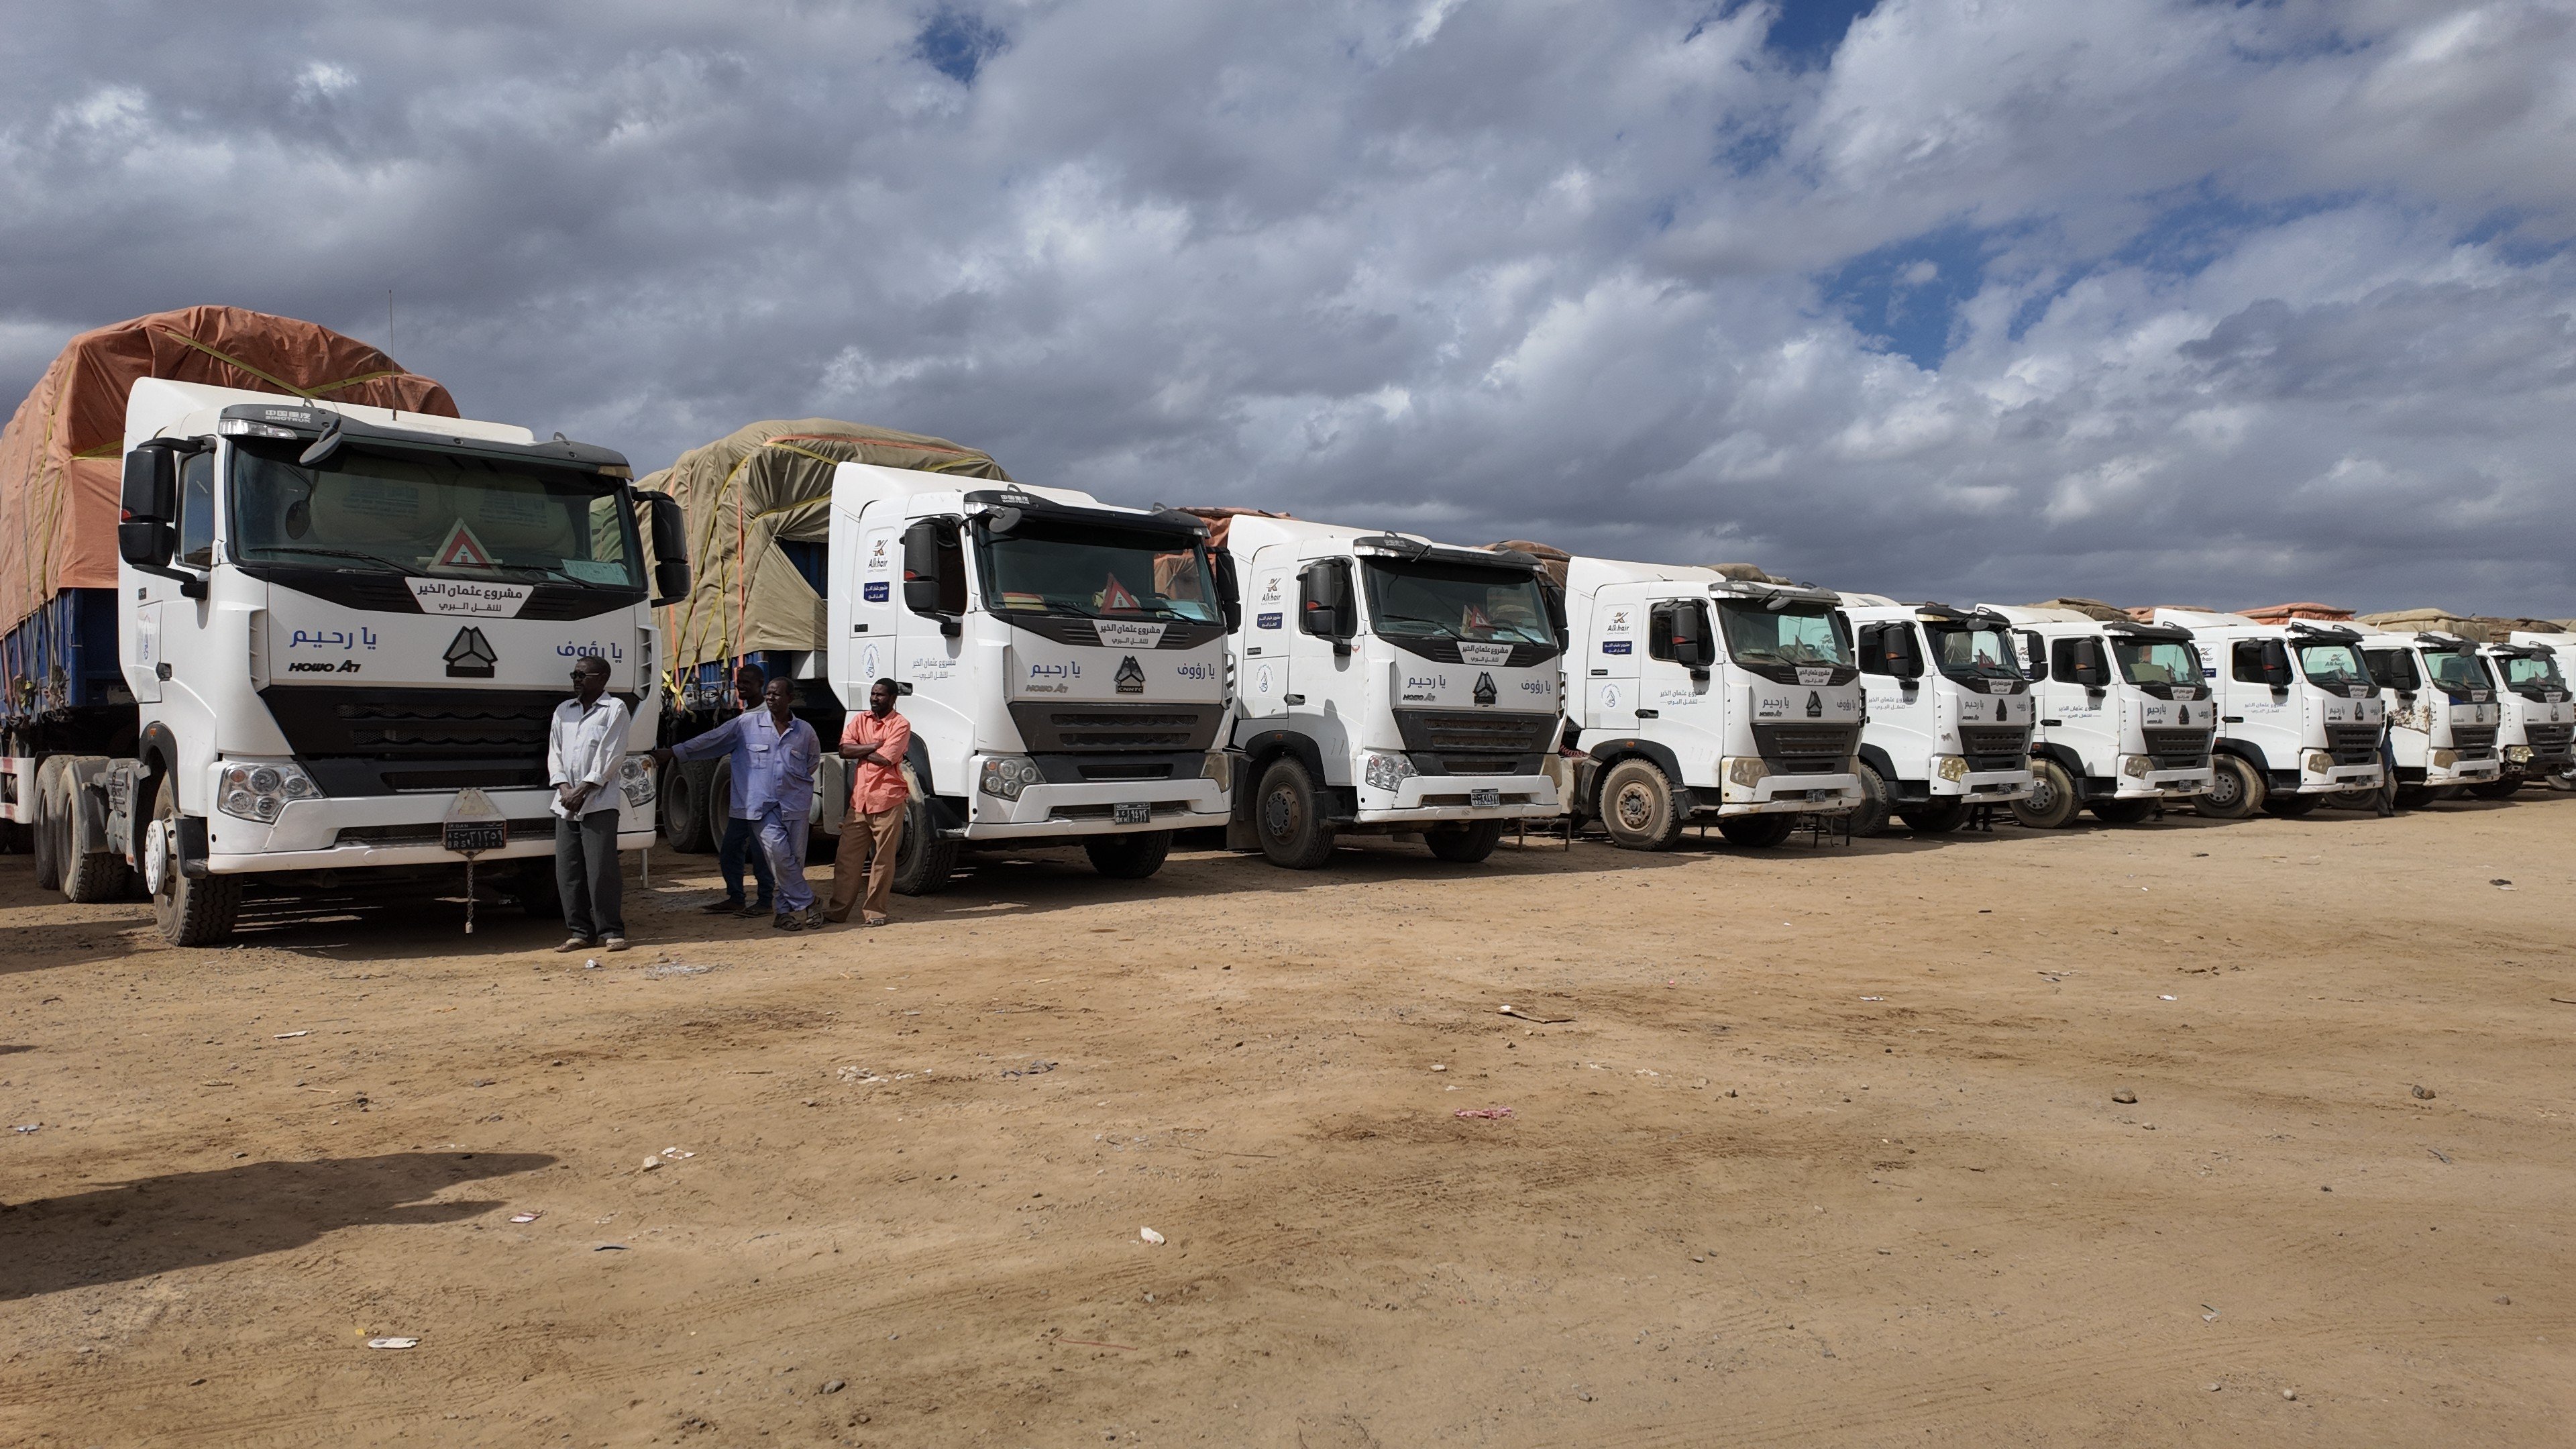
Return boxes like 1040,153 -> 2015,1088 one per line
657,675 -> 821,926
657,666 -> 776,917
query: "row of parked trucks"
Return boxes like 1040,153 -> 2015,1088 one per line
3,310 -> 2567,945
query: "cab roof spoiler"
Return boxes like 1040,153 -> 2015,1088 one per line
2284,621 -> 2363,644
1348,533 -> 1542,572
2101,619 -> 2196,643
217,402 -> 630,477
1911,600 -> 2012,630
1711,577 -> 1837,606
963,487 -> 1211,537
2483,640 -> 2549,659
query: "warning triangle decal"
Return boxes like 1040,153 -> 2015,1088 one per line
1462,603 -> 1494,634
431,521 -> 500,572
1100,573 -> 1142,612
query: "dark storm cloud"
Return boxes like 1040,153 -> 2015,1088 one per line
1,0 -> 2570,614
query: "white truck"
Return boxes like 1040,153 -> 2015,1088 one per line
4,380 -> 686,943
2150,610 -> 2385,818
1558,557 -> 1864,849
1836,596 -> 2034,835
1212,517 -> 1564,867
823,472 -> 1236,887
2349,627 -> 2504,806
1980,606 -> 2216,827
2492,632 -> 2576,793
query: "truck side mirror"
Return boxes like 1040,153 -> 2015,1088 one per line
1212,550 -> 1242,632
117,443 -> 180,566
1669,600 -> 1717,672
902,519 -> 964,632
1299,561 -> 1355,644
1883,624 -> 1923,682
2259,640 -> 2294,688
2069,639 -> 2109,691
642,492 -> 691,606
1541,580 -> 1570,651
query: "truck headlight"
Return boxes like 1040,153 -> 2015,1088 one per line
1935,755 -> 1970,782
219,759 -> 323,822
2506,744 -> 2533,763
978,754 -> 1041,800
1361,751 -> 1416,792
2120,753 -> 2152,779
2304,751 -> 2334,773
2430,749 -> 2457,769
619,753 -> 657,807
1199,750 -> 1233,789
1727,756 -> 1769,788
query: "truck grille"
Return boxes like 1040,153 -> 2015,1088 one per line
329,815 -> 559,849
1752,722 -> 1860,775
2324,723 -> 2381,766
2450,724 -> 2498,759
1958,724 -> 2031,773
261,686 -> 571,794
1392,708 -> 1556,775
1006,702 -> 1222,753
2527,722 -> 2573,762
2140,727 -> 2212,771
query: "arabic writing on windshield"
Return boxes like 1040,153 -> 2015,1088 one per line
231,441 -> 640,588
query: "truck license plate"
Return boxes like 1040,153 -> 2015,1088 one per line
1113,802 -> 1152,825
1469,788 -> 1501,809
442,820 -> 507,853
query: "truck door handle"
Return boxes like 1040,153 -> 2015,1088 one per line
1283,694 -> 1305,705
156,663 -> 171,680
2040,718 -> 2061,727
1633,708 -> 1658,718
2221,715 -> 2243,723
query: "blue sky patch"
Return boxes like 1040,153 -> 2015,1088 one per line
1762,0 -> 1881,67
915,7 -> 1008,85
1818,222 -> 1998,369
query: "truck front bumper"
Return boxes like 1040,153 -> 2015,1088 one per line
2292,760 -> 2385,794
966,776 -> 1229,839
1929,767 -> 2034,802
2422,754 -> 2502,786
203,788 -> 651,875
2116,766 -> 2212,800
1354,771 -> 1561,825
1715,761 -> 1864,816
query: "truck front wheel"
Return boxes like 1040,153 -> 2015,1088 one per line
147,773 -> 240,946
1424,819 -> 1506,863
1251,756 -> 1336,869
2467,777 -> 2521,800
892,794 -> 960,895
1896,800 -> 1967,834
1083,830 -> 1171,880
1848,762 -> 1893,838
2263,792 -> 2322,818
1717,812 -> 1797,847
2088,798 -> 2155,825
1597,757 -> 1686,851
2196,755 -> 2265,820
2011,759 -> 2082,829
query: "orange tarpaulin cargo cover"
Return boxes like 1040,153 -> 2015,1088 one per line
0,305 -> 455,632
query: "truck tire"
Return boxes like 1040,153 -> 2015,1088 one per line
2196,755 -> 2265,819
2263,792 -> 2322,818
30,756 -> 64,891
891,793 -> 959,895
2011,758 -> 2082,829
2088,798 -> 2155,825
57,755 -> 131,904
1897,800 -> 1967,834
1250,756 -> 1336,869
1597,757 -> 1686,851
1848,761 -> 1893,838
662,758 -> 717,854
147,773 -> 239,946
2467,776 -> 2522,800
1717,812 -> 1797,848
513,857 -> 563,918
1083,830 -> 1171,880
2393,784 -> 2434,810
1424,819 -> 1506,863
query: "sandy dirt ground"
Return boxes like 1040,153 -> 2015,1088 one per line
3,796 -> 2573,1448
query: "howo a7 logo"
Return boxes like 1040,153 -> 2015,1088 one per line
1805,690 -> 1823,718
1472,672 -> 1498,706
445,626 -> 497,678
1114,655 -> 1146,694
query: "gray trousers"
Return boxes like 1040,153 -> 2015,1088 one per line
555,807 -> 624,938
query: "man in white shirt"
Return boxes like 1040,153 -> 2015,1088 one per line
547,653 -> 633,951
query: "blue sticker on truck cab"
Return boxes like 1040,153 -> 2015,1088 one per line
863,581 -> 890,603
1256,611 -> 1282,629
1602,640 -> 1632,655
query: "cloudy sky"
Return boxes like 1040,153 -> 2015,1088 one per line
3,1 -> 2570,612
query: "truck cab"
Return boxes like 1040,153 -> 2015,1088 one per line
1981,606 -> 2214,828
824,470 -> 1236,888
2151,610 -> 2385,818
1215,517 -> 1564,867
1837,597 -> 2033,836
1562,557 -> 1864,850
2351,628 -> 2504,806
2494,632 -> 2576,792
103,380 -> 684,943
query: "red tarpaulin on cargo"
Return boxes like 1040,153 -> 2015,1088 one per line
0,305 -> 456,632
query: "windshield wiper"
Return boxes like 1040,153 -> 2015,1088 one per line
246,545 -> 398,570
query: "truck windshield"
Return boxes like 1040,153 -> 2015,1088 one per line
2294,642 -> 2372,691
1924,622 -> 2023,682
1361,561 -> 1554,645
976,515 -> 1220,622
2112,638 -> 2202,687
1718,601 -> 1852,667
2420,648 -> 2491,694
2500,654 -> 2567,693
231,439 -> 641,588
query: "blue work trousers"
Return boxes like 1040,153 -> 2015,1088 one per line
716,814 -> 776,906
756,804 -> 814,914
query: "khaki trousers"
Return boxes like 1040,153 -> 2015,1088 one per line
827,802 -> 904,922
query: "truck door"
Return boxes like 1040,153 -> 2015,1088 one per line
847,512 -> 901,698
1240,549 -> 1293,718
154,448 -> 221,711
1587,589 -> 1642,729
1637,596 -> 1718,757
895,515 -> 972,796
1287,551 -> 1356,728
1856,621 -> 1932,773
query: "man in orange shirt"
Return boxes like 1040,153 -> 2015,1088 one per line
826,678 -> 911,926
